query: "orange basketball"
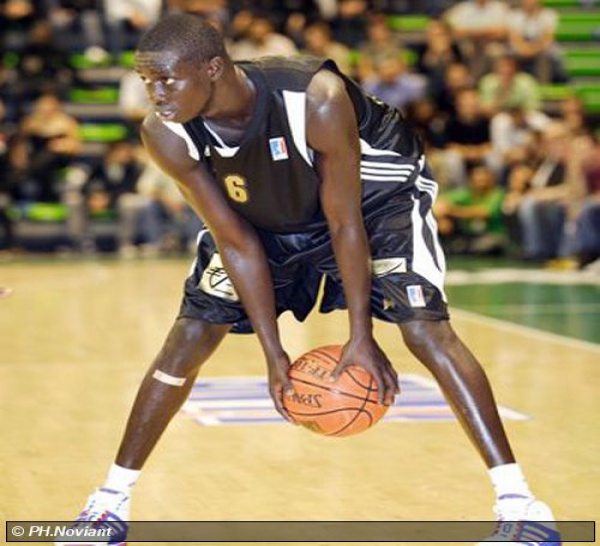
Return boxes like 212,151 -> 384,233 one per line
283,345 -> 389,437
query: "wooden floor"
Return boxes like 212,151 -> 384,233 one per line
1,259 -> 599,545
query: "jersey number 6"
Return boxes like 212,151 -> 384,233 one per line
223,175 -> 249,203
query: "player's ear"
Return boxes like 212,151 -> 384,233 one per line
206,56 -> 225,81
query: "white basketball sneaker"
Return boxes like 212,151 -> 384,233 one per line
478,494 -> 562,545
55,488 -> 129,546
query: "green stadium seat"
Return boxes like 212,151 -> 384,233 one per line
556,12 -> 600,41
70,52 -> 114,70
68,87 -> 120,104
543,0 -> 597,8
119,51 -> 136,69
575,83 -> 600,112
20,203 -> 69,222
564,49 -> 600,77
79,123 -> 128,142
387,15 -> 431,33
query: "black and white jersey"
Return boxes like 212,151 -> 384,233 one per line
161,56 -> 425,233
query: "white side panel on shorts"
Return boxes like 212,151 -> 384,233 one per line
162,119 -> 200,161
188,229 -> 208,277
282,90 -> 313,166
410,195 -> 447,302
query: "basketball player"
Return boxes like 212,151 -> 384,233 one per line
57,14 -> 560,546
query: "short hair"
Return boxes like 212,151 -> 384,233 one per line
137,14 -> 229,65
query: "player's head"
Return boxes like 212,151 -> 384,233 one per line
134,13 -> 232,123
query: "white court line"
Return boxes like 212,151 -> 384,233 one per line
451,307 -> 600,353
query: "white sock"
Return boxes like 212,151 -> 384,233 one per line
103,464 -> 140,495
489,463 -> 533,500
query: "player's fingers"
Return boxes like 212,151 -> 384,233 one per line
372,370 -> 387,405
271,384 -> 293,423
383,369 -> 399,406
330,360 -> 349,382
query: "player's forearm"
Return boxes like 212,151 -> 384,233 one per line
330,223 -> 374,339
218,241 -> 284,357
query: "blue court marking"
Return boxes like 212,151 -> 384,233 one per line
182,374 -> 529,426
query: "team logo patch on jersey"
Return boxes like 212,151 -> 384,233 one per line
407,285 -> 426,307
372,257 -> 407,277
269,137 -> 289,161
198,253 -> 239,301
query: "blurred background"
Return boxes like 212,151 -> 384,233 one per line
0,0 -> 599,270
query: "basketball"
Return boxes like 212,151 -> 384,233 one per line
283,345 -> 389,437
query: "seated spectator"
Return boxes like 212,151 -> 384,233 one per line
513,123 -> 574,262
12,93 -> 82,204
0,0 -> 44,51
479,54 -> 542,117
568,133 -> 600,269
403,98 -> 449,187
508,0 -> 566,84
489,106 -> 550,181
356,14 -> 404,82
558,95 -> 589,138
119,70 -> 153,138
442,88 -> 493,188
136,160 -> 202,255
70,140 -> 146,255
0,98 -> 17,249
303,21 -> 352,76
444,0 -> 509,79
361,53 -> 426,112
285,11 -> 309,50
501,162 -> 535,254
417,19 -> 464,101
330,0 -> 369,48
103,0 -> 163,55
433,62 -> 474,120
13,20 -> 77,105
230,13 -> 297,60
48,0 -> 105,52
434,164 -> 506,255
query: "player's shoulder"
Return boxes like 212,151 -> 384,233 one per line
306,66 -> 350,115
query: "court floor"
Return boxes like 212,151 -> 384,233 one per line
1,257 -> 598,545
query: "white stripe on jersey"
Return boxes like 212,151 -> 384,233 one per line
425,209 -> 447,277
410,183 -> 447,302
360,166 -> 415,175
162,119 -> 201,161
282,90 -> 313,166
361,174 -> 412,182
360,161 -> 416,171
360,139 -> 402,157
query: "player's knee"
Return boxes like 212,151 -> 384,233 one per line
400,319 -> 456,352
151,319 -> 229,380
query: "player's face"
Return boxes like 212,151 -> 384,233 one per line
134,50 -> 213,123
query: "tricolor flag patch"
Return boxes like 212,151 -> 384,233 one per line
269,137 -> 288,161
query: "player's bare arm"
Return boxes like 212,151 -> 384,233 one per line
140,115 -> 294,417
306,70 -> 399,405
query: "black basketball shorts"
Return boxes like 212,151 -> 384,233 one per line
178,163 -> 449,333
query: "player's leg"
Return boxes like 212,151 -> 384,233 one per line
399,319 -> 561,545
56,318 -> 230,546
399,319 -> 512,467
116,318 -> 231,469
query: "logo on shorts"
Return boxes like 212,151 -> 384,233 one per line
372,257 -> 407,277
199,253 -> 239,302
269,137 -> 288,161
406,285 -> 426,308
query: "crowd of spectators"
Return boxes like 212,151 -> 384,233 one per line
0,0 -> 599,269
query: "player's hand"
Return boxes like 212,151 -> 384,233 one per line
266,351 -> 295,422
332,336 -> 399,406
